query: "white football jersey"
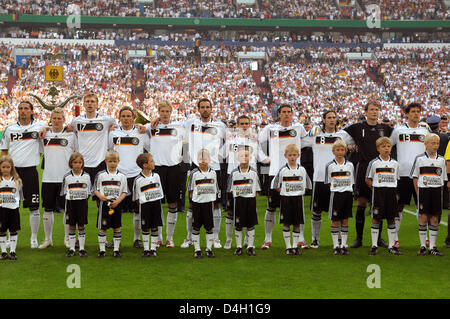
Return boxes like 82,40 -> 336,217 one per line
224,133 -> 268,174
258,123 -> 307,176
60,170 -> 92,200
0,121 -> 46,167
188,168 -> 219,203
272,163 -> 312,196
41,129 -> 78,183
390,124 -> 428,176
149,122 -> 186,166
0,177 -> 23,209
365,156 -> 399,188
132,171 -> 164,203
410,152 -> 447,188
302,128 -> 354,182
184,118 -> 226,171
93,169 -> 129,200
226,166 -> 261,198
109,126 -> 150,178
70,114 -> 117,168
325,159 -> 355,193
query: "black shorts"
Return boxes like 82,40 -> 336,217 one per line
139,200 -> 163,231
154,164 -> 182,204
397,177 -> 417,206
267,175 -> 281,210
85,161 -> 107,201
0,207 -> 20,233
329,191 -> 353,221
311,181 -> 331,213
371,187 -> 399,221
15,166 -> 40,210
418,187 -> 443,217
65,199 -> 88,226
355,162 -> 371,200
280,195 -> 305,226
233,197 -> 258,229
97,200 -> 122,230
120,176 -> 139,213
192,201 -> 214,231
42,182 -> 65,212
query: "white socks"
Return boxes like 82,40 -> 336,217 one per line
213,208 -> 221,241
225,218 -> 233,242
264,210 -> 275,243
30,209 -> 40,241
142,232 -> 150,251
113,231 -> 121,252
235,230 -> 242,248
387,224 -> 396,248
186,209 -> 193,241
166,209 -> 178,242
133,213 -> 141,242
43,211 -> 54,242
283,230 -> 291,249
311,212 -> 322,242
247,229 -> 255,249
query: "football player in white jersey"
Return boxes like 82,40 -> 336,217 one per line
303,110 -> 354,248
411,133 -> 447,256
0,101 -> 46,248
390,103 -> 429,248
258,104 -> 307,249
40,107 -> 78,249
180,99 -> 227,249
109,106 -> 150,249
148,102 -> 187,248
223,115 -> 269,249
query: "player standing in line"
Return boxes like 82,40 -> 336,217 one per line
61,153 -> 91,258
93,151 -> 129,258
272,144 -> 311,256
188,149 -> 220,258
109,106 -> 150,249
148,101 -> 187,248
258,104 -> 308,249
390,103 -> 429,248
366,137 -> 402,256
304,110 -> 354,248
179,99 -> 227,249
133,153 -> 164,257
411,133 -> 447,256
40,107 -> 78,249
223,115 -> 269,250
0,101 -> 47,248
226,147 -> 261,256
325,140 -> 355,255
0,156 -> 23,260
344,101 -> 393,248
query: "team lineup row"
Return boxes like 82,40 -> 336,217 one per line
0,95 -> 449,260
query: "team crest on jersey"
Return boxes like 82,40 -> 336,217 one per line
31,132 -> 38,139
289,130 -> 297,137
206,127 -> 217,135
423,177 -> 427,185
171,130 -> 178,136
436,168 -> 442,176
60,139 -> 68,146
95,123 -> 104,131
132,138 -> 139,145
373,208 -> 379,215
419,135 -> 425,142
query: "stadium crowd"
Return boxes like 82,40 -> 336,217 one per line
0,0 -> 448,20
0,43 -> 448,132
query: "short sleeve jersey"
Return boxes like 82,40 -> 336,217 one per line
93,169 -> 129,200
60,170 -> 92,200
272,163 -> 312,196
325,159 -> 355,192
41,129 -> 78,183
188,168 -> 219,203
70,114 -> 116,168
226,166 -> 261,198
0,121 -> 47,167
366,156 -> 400,188
109,126 -> 150,178
132,172 -> 164,203
410,152 -> 447,188
149,122 -> 186,166
0,177 -> 23,209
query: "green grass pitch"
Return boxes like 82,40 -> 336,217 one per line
1,167 -> 449,299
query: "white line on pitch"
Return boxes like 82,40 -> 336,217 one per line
404,209 -> 448,226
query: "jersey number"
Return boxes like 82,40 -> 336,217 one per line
11,133 -> 23,141
32,194 -> 39,204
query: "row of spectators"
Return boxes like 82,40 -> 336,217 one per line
0,0 -> 448,20
0,43 -> 448,132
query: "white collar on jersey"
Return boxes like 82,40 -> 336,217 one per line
0,176 -> 14,182
333,159 -> 348,165
238,165 -> 250,173
140,171 -> 154,178
71,170 -> 85,177
106,168 -> 120,175
378,155 -> 392,162
285,163 -> 300,170
17,119 -> 35,127
424,151 -> 439,159
119,125 -> 136,131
